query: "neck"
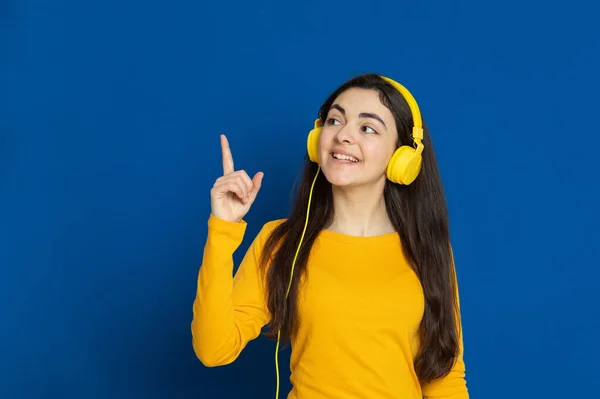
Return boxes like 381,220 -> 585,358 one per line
326,179 -> 395,237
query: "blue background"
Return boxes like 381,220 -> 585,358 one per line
1,0 -> 599,398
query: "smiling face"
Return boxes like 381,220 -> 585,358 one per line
318,87 -> 398,188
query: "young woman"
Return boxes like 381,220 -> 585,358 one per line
192,73 -> 469,399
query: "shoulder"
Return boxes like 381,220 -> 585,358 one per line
262,218 -> 287,230
256,218 -> 288,240
249,218 -> 288,264
249,218 -> 288,251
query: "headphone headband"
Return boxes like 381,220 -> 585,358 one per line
379,76 -> 423,143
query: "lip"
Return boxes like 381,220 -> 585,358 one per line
330,147 -> 361,162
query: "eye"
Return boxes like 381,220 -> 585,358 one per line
362,125 -> 378,134
326,117 -> 342,126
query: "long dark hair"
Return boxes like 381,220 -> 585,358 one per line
258,73 -> 460,382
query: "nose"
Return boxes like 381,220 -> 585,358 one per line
334,123 -> 356,144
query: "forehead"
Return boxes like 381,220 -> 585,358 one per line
330,87 -> 392,118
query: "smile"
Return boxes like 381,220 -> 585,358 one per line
331,152 -> 360,163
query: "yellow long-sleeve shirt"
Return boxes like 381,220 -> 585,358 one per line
192,214 -> 469,399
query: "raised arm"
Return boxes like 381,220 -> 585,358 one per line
191,134 -> 268,366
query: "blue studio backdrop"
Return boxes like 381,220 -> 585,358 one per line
1,1 -> 599,398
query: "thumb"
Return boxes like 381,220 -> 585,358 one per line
249,172 -> 264,199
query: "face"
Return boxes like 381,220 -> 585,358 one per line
318,87 -> 398,188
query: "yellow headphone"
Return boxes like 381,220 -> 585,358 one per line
274,76 -> 424,399
306,76 -> 425,185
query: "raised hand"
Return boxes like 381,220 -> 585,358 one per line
210,135 -> 264,223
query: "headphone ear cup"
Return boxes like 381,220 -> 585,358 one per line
386,145 -> 423,185
307,126 -> 321,163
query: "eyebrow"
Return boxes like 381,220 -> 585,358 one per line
330,104 -> 387,129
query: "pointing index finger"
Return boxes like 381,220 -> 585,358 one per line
220,134 -> 234,175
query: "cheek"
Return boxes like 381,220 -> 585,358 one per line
364,142 -> 389,161
364,141 -> 397,169
318,129 -> 334,152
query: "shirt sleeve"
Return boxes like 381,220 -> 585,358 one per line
191,214 -> 274,367
420,250 -> 469,399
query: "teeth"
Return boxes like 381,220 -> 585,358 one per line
332,153 -> 359,162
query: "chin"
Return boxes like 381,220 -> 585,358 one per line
324,174 -> 356,187
322,165 -> 386,190
320,162 -> 362,187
